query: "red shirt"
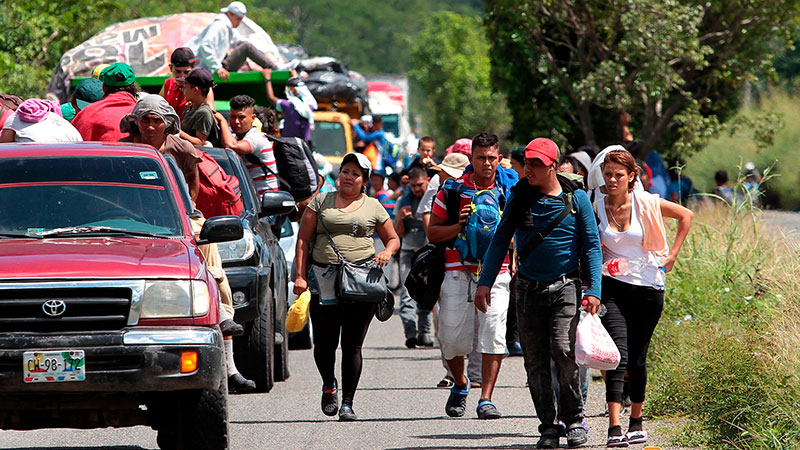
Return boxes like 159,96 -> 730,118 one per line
431,172 -> 510,275
72,91 -> 137,142
163,77 -> 189,120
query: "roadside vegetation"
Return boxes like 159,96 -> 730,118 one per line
647,189 -> 800,448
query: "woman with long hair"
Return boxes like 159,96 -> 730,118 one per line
596,150 -> 693,447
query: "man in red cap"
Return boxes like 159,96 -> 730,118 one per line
475,137 -> 603,449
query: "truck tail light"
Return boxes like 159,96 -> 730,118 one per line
181,351 -> 198,373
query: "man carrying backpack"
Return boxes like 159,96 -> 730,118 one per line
427,133 -> 511,420
394,167 -> 432,348
475,138 -> 602,449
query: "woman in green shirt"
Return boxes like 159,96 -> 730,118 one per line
294,152 -> 400,422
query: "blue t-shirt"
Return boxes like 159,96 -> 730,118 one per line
478,188 -> 602,299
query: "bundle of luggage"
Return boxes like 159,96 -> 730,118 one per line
297,56 -> 368,105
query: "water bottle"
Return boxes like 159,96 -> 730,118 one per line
653,266 -> 666,290
602,257 -> 647,277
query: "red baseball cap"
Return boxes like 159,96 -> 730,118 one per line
524,138 -> 559,166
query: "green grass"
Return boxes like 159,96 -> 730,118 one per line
685,89 -> 800,210
647,204 -> 800,448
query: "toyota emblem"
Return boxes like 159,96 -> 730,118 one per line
42,300 -> 67,317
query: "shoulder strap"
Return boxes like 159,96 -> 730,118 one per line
244,152 -> 292,190
314,195 -> 345,264
517,193 -> 574,263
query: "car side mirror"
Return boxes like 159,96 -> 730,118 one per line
197,216 -> 243,245
259,191 -> 296,218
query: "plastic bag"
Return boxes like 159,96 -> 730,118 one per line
286,290 -> 311,332
575,312 -> 620,370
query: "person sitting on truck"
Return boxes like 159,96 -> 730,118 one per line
408,136 -> 439,177
159,47 -> 197,120
352,115 -> 387,171
60,78 -> 104,121
72,62 -> 138,142
178,68 -> 219,147
215,95 -> 280,197
262,68 -> 314,141
185,1 -> 293,81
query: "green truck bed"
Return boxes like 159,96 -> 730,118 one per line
71,70 -> 291,108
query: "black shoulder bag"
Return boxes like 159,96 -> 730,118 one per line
316,197 -> 393,320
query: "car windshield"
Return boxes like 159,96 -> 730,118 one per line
311,121 -> 347,157
0,156 -> 183,237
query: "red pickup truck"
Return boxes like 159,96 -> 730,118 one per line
0,143 -> 247,449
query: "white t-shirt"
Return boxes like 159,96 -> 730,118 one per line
3,112 -> 82,142
597,195 -> 662,288
417,173 -> 441,215
241,127 -> 279,195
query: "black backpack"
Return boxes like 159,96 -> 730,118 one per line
247,135 -> 320,201
403,187 -> 460,311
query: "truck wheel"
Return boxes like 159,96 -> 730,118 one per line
288,322 -> 312,350
156,377 -> 229,450
243,282 -> 274,392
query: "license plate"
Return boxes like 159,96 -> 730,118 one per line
23,350 -> 86,383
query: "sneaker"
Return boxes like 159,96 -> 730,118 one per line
508,340 -> 523,356
566,424 -> 588,447
437,375 -> 454,388
625,430 -> 647,445
476,399 -> 502,419
606,435 -> 629,447
536,429 -> 560,449
555,420 -> 567,437
417,334 -> 434,347
228,372 -> 256,393
220,318 -> 244,337
321,379 -> 338,416
445,380 -> 469,417
405,337 -> 417,348
338,404 -> 357,421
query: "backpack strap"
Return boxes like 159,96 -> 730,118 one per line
244,152 -> 292,192
517,192 -> 574,264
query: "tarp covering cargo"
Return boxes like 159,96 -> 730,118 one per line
47,13 -> 285,102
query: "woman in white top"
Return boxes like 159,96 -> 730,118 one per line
597,150 -> 692,447
0,99 -> 82,143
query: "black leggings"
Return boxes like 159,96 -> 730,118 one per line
600,277 -> 664,404
309,294 -> 376,406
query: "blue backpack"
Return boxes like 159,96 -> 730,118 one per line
443,179 -> 505,266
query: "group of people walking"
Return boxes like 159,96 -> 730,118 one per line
294,132 -> 693,449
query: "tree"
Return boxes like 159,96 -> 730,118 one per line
0,0 -> 119,98
410,11 -> 511,150
485,0 -> 800,160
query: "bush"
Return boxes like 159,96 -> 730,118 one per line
647,202 -> 800,448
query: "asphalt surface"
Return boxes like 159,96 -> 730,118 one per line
0,310 -> 694,449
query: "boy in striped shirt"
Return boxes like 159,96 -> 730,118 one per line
216,95 -> 279,196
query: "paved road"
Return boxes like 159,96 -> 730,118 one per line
0,311 -> 690,449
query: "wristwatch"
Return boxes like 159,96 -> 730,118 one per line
264,78 -> 271,83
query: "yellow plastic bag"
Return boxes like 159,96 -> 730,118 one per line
286,290 -> 311,332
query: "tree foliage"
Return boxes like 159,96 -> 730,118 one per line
0,0 -> 119,98
485,0 -> 800,160
409,11 -> 511,150
262,0 -> 481,74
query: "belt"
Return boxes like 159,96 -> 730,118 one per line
517,270 -> 580,288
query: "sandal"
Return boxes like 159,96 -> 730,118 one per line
445,379 -> 469,417
476,399 -> 501,419
321,379 -> 338,416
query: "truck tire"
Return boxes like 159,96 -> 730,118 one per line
273,275 -> 290,381
156,376 -> 229,450
241,282 -> 274,392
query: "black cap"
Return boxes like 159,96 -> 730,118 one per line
286,77 -> 302,88
177,67 -> 214,88
171,47 -> 197,67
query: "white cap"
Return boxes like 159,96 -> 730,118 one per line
360,114 -> 373,125
221,1 -> 247,17
342,152 -> 372,178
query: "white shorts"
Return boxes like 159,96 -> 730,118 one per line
437,270 -> 510,360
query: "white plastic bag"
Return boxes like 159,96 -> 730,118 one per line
575,312 -> 621,370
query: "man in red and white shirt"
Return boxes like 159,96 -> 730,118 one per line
215,95 -> 279,196
428,132 -> 511,420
